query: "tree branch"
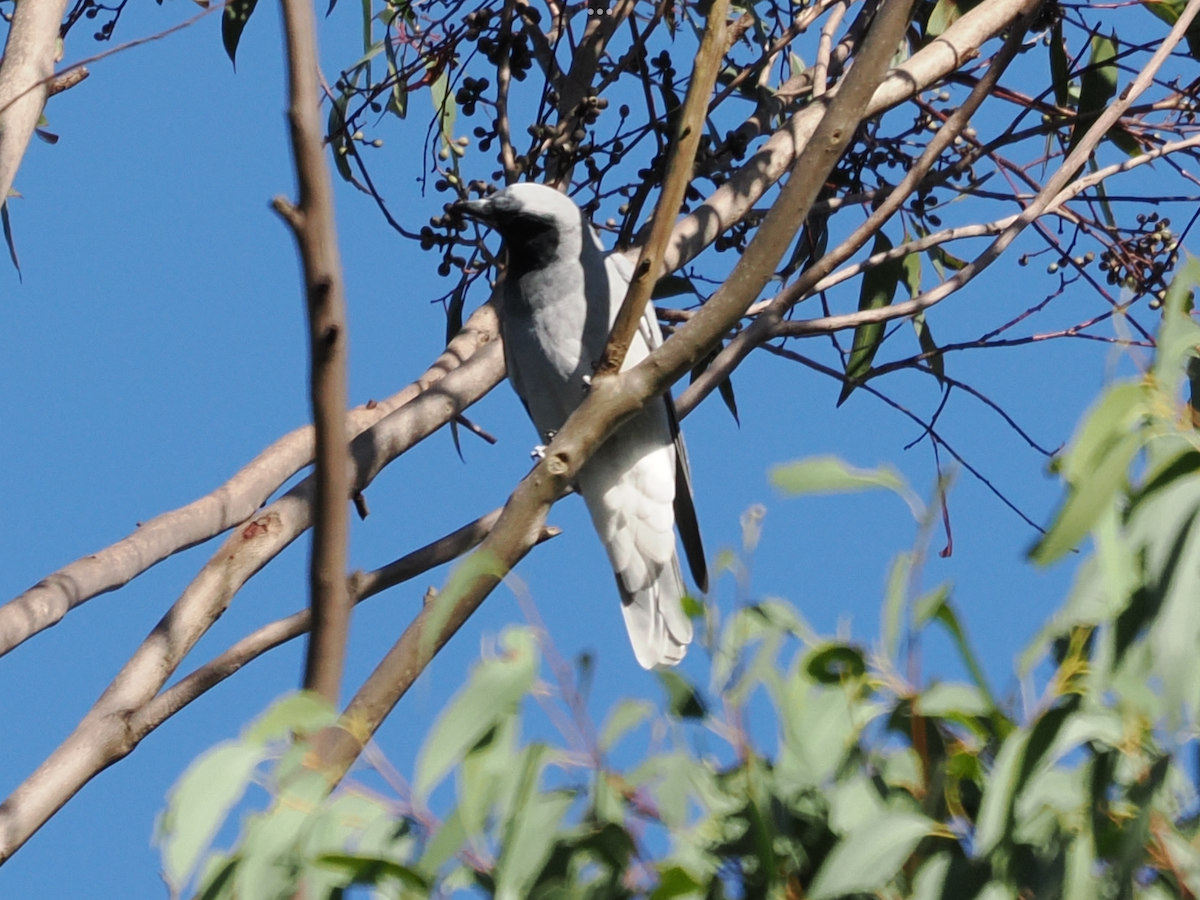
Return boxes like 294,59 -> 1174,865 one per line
683,0 -> 1036,412
0,0 -> 71,217
276,0 -> 353,703
597,0 -> 731,376
0,303 -> 501,661
133,509 -> 559,736
0,335 -> 505,864
312,0 -> 919,784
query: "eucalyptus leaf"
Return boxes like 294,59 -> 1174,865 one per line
413,627 -> 537,799
808,811 -> 932,899
840,232 -> 904,405
158,741 -> 266,893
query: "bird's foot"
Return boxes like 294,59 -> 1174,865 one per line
530,431 -> 556,461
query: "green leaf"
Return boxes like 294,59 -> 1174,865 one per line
1,201 -> 19,278
770,455 -> 923,519
808,810 -> 932,899
805,644 -> 866,684
413,626 -> 537,799
973,726 -> 1028,855
912,312 -> 944,382
429,68 -> 456,151
1058,381 -> 1147,486
1143,0 -> 1200,61
1049,21 -> 1070,108
600,699 -> 654,751
976,700 -> 1078,855
651,275 -> 698,299
243,691 -> 337,745
419,806 -> 466,875
901,249 -> 922,298
829,774 -> 885,835
840,232 -> 903,405
388,65 -> 408,118
327,91 -> 354,184
925,0 -> 969,37
1031,430 -> 1142,565
459,716 -> 517,836
657,669 -> 707,719
314,854 -> 429,891
926,242 -> 968,272
1154,258 -> 1200,397
157,741 -> 266,893
1067,33 -> 1119,159
916,682 -> 992,719
910,853 -> 952,900
494,747 -> 573,900
195,855 -> 239,900
718,375 -> 740,427
651,865 -> 703,900
882,551 -> 913,662
222,0 -> 260,66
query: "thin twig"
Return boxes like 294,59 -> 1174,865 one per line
597,0 -> 732,376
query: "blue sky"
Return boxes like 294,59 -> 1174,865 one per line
0,0 -> 1171,894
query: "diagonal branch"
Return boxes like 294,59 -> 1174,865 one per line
597,0 -> 731,377
312,0 -> 920,783
0,334 -> 504,864
0,0 -> 71,217
132,509 -> 560,737
0,303 -> 500,660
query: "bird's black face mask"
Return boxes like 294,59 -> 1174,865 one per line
452,195 -> 561,279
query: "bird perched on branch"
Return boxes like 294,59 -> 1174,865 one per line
453,183 -> 708,668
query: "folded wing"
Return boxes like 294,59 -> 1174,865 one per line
573,253 -> 706,668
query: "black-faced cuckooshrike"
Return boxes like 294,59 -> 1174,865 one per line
454,183 -> 708,668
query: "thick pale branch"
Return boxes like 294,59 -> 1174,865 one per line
314,0 -> 918,783
0,0 -> 71,215
0,304 -> 501,660
133,509 -> 559,735
0,334 -> 504,864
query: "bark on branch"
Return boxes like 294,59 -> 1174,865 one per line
0,0 -> 71,216
275,0 -> 353,703
313,0 -> 919,783
598,0 -> 731,376
0,324 -> 504,864
0,0 -> 1031,663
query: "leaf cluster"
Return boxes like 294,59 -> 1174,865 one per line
158,265 -> 1200,900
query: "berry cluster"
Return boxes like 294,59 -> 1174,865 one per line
1098,213 -> 1179,308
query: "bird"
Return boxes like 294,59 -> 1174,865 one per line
453,182 -> 708,668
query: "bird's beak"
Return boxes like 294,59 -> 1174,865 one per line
451,197 -> 494,223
